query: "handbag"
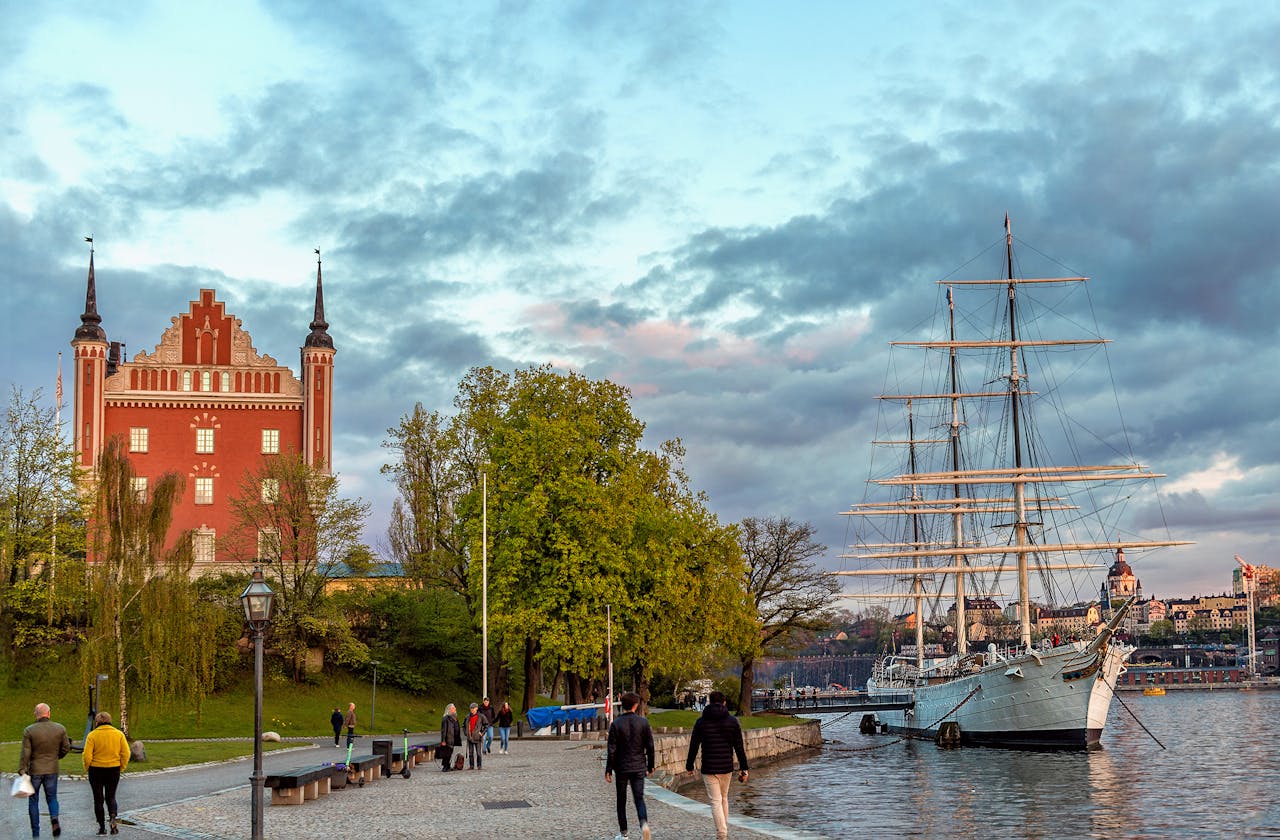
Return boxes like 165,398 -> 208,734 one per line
10,773 -> 35,798
433,743 -> 450,760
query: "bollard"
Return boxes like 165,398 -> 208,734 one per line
552,719 -> 561,736
517,720 -> 523,739
936,721 -> 962,748
859,714 -> 877,735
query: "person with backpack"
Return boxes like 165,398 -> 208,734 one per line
463,703 -> 486,770
685,691 -> 749,840
605,692 -> 654,840
329,707 -> 343,747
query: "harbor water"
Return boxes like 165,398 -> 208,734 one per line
727,690 -> 1280,838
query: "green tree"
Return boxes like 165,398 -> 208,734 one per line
735,516 -> 839,716
1147,619 -> 1174,641
83,435 -> 223,735
225,450 -> 371,680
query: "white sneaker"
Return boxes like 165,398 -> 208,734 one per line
613,834 -> 629,840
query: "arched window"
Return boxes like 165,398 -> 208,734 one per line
182,371 -> 192,391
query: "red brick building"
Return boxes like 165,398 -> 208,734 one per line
71,246 -> 335,572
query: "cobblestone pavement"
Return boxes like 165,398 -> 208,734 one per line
6,737 -> 826,840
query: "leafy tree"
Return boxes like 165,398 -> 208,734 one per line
1147,619 -> 1174,641
83,436 -> 223,735
735,516 -> 839,716
224,450 -> 371,680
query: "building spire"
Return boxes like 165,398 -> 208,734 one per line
75,236 -> 107,341
304,247 -> 333,349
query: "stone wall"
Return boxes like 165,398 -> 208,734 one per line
651,721 -> 822,791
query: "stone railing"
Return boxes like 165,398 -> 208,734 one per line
653,721 -> 822,790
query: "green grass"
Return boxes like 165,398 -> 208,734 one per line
1,655 -> 476,741
649,710 -> 811,730
0,739 -> 299,774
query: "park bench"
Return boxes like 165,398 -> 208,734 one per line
264,765 -> 332,806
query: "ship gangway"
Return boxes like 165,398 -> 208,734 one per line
750,690 -> 913,714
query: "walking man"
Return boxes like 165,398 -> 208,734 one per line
605,692 -> 654,840
685,690 -> 749,840
478,696 -> 495,754
344,702 -> 357,747
330,707 -> 343,746
19,702 -> 71,838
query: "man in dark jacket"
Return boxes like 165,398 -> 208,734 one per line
20,702 -> 71,839
438,704 -> 461,771
330,707 -> 343,746
478,696 -> 495,754
685,690 -> 749,840
605,692 -> 654,840
463,703 -> 486,769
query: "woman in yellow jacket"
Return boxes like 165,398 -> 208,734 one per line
82,712 -> 130,835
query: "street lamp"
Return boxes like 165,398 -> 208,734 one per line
240,567 -> 275,840
482,469 -> 488,699
370,661 -> 380,730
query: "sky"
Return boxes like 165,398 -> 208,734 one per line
3,1 -> 1278,601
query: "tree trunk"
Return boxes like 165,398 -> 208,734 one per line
738,655 -> 755,718
521,637 -> 538,714
114,609 -> 130,736
631,662 -> 650,714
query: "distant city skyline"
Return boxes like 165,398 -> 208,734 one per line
4,2 -> 1279,598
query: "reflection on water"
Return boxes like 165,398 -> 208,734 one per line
732,691 -> 1280,838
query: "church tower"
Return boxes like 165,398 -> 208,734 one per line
301,250 -> 335,472
71,240 -> 108,470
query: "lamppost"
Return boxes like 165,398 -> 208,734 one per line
370,661 -> 380,730
482,469 -> 488,699
606,604 -> 614,723
240,568 -> 275,840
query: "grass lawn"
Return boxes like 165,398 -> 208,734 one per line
1,656 -> 474,742
649,710 -> 810,730
0,739 -> 300,774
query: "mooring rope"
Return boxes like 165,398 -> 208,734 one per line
1098,676 -> 1167,750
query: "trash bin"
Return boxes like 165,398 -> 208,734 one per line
372,739 -> 393,778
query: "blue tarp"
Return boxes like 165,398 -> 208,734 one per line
525,705 -> 598,729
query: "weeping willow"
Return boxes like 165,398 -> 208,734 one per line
83,436 -> 225,735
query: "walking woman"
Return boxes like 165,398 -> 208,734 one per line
82,712 -> 130,835
496,701 -> 514,754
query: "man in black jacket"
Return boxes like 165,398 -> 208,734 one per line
685,690 -> 749,840
605,692 -> 654,840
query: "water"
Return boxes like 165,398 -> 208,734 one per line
732,690 -> 1280,838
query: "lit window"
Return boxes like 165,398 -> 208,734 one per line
257,528 -> 280,562
195,477 -> 213,505
193,529 -> 216,564
201,371 -> 211,391
221,372 -> 230,392
129,427 -> 149,453
182,371 -> 192,391
262,429 -> 279,454
261,479 -> 279,504
196,428 -> 214,453
131,476 -> 148,502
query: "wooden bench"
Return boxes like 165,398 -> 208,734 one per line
264,765 -> 333,806
344,754 -> 383,785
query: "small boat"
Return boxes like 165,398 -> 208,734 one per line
838,217 -> 1191,750
1142,686 -> 1166,696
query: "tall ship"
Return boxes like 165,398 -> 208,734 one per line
838,217 -> 1189,749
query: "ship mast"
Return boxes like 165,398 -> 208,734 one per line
946,285 -> 968,656
1004,215 -> 1034,649
906,400 -> 926,671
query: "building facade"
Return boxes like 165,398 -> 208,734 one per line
71,247 -> 335,573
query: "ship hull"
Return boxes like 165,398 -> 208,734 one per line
866,641 -> 1131,750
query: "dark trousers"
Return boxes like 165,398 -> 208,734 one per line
332,724 -> 341,745
28,773 -> 60,833
346,725 -> 355,746
439,744 -> 454,771
466,740 -> 482,768
614,770 -> 648,834
88,765 -> 122,827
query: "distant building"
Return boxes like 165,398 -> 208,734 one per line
72,247 -> 335,574
1036,604 -> 1101,637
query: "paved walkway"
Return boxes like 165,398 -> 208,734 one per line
4,735 -> 828,840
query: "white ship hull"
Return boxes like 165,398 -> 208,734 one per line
866,639 -> 1132,750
